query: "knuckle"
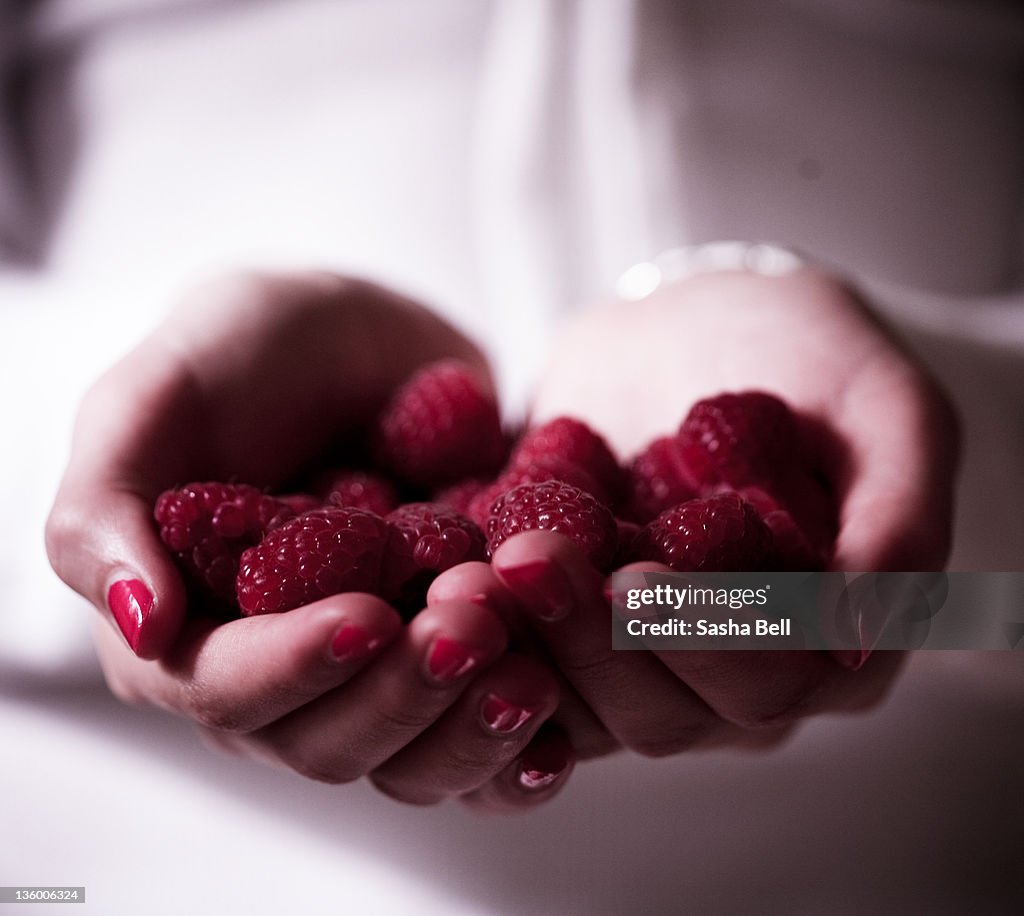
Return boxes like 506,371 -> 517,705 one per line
289,755 -> 361,786
372,703 -> 438,735
628,723 -> 715,758
558,651 -> 628,691
724,688 -> 809,729
368,773 -> 443,807
184,688 -> 248,733
103,674 -> 143,708
43,502 -> 84,578
439,741 -> 496,780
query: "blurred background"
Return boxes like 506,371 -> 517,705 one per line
1,1 -> 1022,912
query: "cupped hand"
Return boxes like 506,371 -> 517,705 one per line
491,267 -> 959,756
46,272 -> 571,809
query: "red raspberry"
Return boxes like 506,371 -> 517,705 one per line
613,518 -> 643,568
278,493 -> 323,515
465,459 -> 602,527
155,482 -> 294,604
236,507 -> 390,615
624,436 -> 700,523
319,470 -> 399,516
631,492 -> 772,571
374,361 -> 507,489
383,503 -> 487,609
509,417 -> 624,506
434,478 -> 487,516
733,486 -> 825,569
485,481 -> 617,570
677,391 -> 800,489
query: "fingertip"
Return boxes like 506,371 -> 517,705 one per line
493,532 -> 604,624
104,524 -> 189,660
491,529 -> 582,571
476,654 -> 560,736
312,592 -> 404,662
427,561 -> 500,606
461,727 -> 575,814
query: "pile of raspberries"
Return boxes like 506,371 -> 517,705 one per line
154,360 -> 837,618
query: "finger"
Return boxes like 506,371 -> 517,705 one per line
238,600 -> 507,784
459,727 -> 575,814
94,592 -> 402,731
652,648 -> 840,729
427,561 -> 525,634
49,480 -> 188,659
652,644 -> 903,729
493,531 -> 724,757
428,560 -> 621,758
45,339 -> 200,658
368,654 -> 559,805
832,359 -> 959,572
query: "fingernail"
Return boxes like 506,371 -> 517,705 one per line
831,648 -> 871,671
481,694 -> 540,735
329,624 -> 381,663
426,637 -> 487,684
499,561 -> 573,622
108,579 -> 153,654
517,743 -> 572,791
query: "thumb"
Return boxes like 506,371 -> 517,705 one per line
46,478 -> 187,659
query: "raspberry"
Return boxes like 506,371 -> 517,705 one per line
373,360 -> 507,489
383,503 -> 487,610
763,507 -> 825,570
631,492 -> 772,571
236,507 -> 390,615
319,470 -> 399,516
677,391 -> 800,489
733,486 -> 825,569
465,459 -> 602,527
434,478 -> 487,516
509,417 -> 624,506
613,518 -> 643,568
769,473 -> 837,557
278,493 -> 323,515
624,436 -> 700,523
155,482 -> 294,604
485,481 -> 617,570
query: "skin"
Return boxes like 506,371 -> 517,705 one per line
486,269 -> 960,756
46,267 -> 959,807
47,272 -> 573,811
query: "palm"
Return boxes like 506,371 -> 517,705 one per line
530,269 -> 957,570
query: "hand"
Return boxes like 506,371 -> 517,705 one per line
489,267 -> 959,755
46,271 -> 571,809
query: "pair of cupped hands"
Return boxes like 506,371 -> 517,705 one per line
46,268 -> 958,813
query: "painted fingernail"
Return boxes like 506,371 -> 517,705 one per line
108,579 -> 153,654
329,624 -> 381,663
831,648 -> 871,671
517,743 -> 572,791
499,561 -> 573,622
481,694 -> 540,735
426,637 -> 487,684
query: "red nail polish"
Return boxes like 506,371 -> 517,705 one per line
832,648 -> 871,671
481,694 -> 539,735
499,561 -> 573,621
426,637 -> 486,683
107,579 -> 153,654
517,743 -> 571,790
329,624 -> 379,663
